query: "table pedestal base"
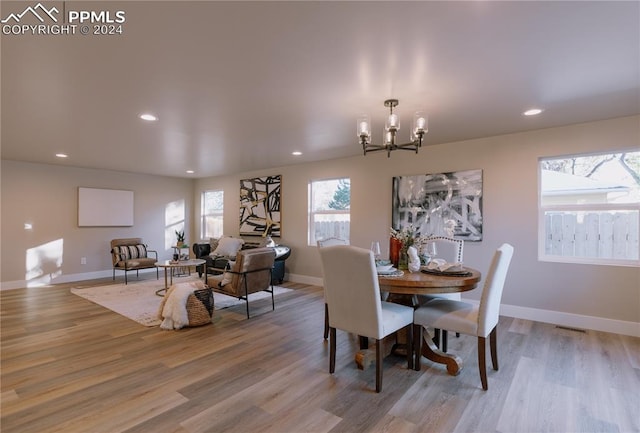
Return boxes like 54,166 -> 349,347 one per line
418,330 -> 463,375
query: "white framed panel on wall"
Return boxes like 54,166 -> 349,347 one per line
78,187 -> 134,226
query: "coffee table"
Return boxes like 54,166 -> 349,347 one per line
154,259 -> 206,296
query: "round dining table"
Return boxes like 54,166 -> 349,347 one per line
369,267 -> 482,375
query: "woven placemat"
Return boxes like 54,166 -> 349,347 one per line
421,268 -> 472,277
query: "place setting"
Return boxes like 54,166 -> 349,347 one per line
372,241 -> 404,277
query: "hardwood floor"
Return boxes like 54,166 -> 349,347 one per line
1,277 -> 638,433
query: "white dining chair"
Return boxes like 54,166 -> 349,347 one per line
317,237 -> 349,248
319,245 -> 414,393
421,236 -> 465,351
424,236 -> 464,264
317,237 -> 349,339
413,243 -> 514,390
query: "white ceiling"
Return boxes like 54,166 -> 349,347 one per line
2,1 -> 639,178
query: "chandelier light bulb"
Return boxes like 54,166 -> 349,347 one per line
383,128 -> 393,146
357,115 -> 371,139
386,113 -> 400,130
412,111 -> 428,140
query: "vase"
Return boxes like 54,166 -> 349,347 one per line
389,237 -> 402,268
398,245 -> 409,270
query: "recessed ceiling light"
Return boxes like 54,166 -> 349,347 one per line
186,170 -> 194,174
292,151 -> 302,156
139,113 -> 158,121
55,153 -> 68,158
523,108 -> 543,116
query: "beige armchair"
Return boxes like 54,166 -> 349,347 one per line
110,238 -> 158,284
205,247 -> 276,318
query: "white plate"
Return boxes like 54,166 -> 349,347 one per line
377,267 -> 398,275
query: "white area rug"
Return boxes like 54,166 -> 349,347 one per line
70,277 -> 291,327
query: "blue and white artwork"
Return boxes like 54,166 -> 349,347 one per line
392,170 -> 483,241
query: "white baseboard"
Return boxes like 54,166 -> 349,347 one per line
2,271 -> 638,338
286,273 -> 323,286
460,298 -> 640,338
0,267 -> 158,290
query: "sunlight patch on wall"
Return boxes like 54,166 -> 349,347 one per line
25,239 -> 64,287
165,199 -> 185,249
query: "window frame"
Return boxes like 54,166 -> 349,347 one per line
201,189 -> 224,240
308,177 -> 351,246
538,151 -> 640,267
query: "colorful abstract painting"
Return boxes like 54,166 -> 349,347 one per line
239,175 -> 282,237
392,170 -> 483,241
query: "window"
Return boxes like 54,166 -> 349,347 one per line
539,151 -> 639,266
201,190 -> 224,239
309,178 -> 350,245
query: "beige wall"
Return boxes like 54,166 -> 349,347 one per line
194,116 -> 640,328
1,161 -> 194,286
2,117 -> 638,334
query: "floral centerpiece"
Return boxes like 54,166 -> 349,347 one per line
390,225 -> 428,269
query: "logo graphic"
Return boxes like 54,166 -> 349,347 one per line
2,2 -> 126,36
1,2 -> 58,23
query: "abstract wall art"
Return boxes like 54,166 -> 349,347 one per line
392,169 -> 483,241
239,175 -> 282,237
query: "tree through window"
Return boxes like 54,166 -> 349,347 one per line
308,178 -> 350,245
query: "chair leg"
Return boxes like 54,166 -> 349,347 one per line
478,336 -> 488,390
406,324 -> 414,370
490,326 -> 499,371
244,278 -> 250,319
359,336 -> 369,350
375,338 -> 383,393
124,270 -> 128,285
442,330 -> 448,353
413,324 -> 422,371
269,270 -> 275,312
433,328 -> 441,347
324,303 -> 329,340
329,327 -> 336,373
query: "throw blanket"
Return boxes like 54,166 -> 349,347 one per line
159,281 -> 203,330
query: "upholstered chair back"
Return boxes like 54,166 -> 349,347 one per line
110,238 -> 147,266
221,247 -> 276,297
477,243 -> 514,336
319,245 -> 386,339
316,237 -> 348,248
425,236 -> 464,263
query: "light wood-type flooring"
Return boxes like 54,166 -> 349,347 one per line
1,276 -> 639,433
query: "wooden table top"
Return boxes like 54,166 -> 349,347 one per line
378,267 -> 481,296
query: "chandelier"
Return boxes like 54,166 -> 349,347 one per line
357,99 -> 428,157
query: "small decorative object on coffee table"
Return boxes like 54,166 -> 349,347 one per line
175,229 -> 185,247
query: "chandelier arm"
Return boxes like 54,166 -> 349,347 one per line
364,145 -> 389,153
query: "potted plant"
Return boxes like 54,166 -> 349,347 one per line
175,229 -> 185,247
